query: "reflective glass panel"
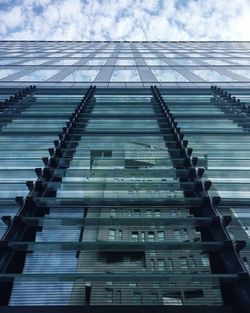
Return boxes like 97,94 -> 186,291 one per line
0,69 -> 20,79
151,69 -> 188,82
16,70 -> 59,81
173,59 -> 199,65
85,59 -> 107,65
110,69 -> 141,82
0,59 -> 19,65
63,69 -> 99,81
116,59 -> 136,66
53,59 -> 79,65
229,69 -> 250,79
145,59 -> 167,66
21,59 -> 49,65
191,69 -> 234,81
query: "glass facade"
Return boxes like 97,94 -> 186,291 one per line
0,41 -> 250,313
0,41 -> 250,87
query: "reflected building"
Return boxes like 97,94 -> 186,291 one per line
0,41 -> 250,313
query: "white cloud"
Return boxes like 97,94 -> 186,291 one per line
0,0 -> 249,40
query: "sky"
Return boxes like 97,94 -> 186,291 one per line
0,0 -> 249,41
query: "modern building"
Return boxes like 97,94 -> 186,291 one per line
0,41 -> 250,313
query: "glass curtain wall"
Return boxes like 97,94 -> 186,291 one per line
6,89 -> 223,307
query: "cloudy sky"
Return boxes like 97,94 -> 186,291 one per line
0,0 -> 249,41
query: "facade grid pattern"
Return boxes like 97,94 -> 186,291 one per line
0,41 -> 250,313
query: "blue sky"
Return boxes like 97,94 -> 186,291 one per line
0,0 -> 249,41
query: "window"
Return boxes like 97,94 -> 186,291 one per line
53,59 -> 78,65
21,59 -> 48,65
157,231 -> 165,241
151,69 -> 188,82
148,231 -> 155,241
183,228 -> 189,241
110,69 -> 141,82
85,59 -> 107,65
228,231 -> 236,241
201,254 -> 210,266
130,253 -> 144,265
146,59 -> 167,66
243,257 -> 250,271
157,259 -> 165,271
90,150 -> 112,169
133,292 -> 142,304
110,208 -> 116,217
184,289 -> 204,299
146,209 -> 152,217
190,69 -> 234,82
118,230 -> 123,240
141,231 -> 145,242
131,231 -> 139,241
133,209 -> 140,217
116,290 -> 122,303
166,258 -> 173,270
109,229 -> 116,241
174,229 -> 182,240
16,69 -> 59,81
150,259 -> 155,270
189,255 -> 196,268
155,209 -> 161,217
151,293 -> 159,304
63,69 -> 99,82
0,59 -> 20,65
116,59 -> 136,66
179,257 -> 188,268
105,288 -> 113,303
163,292 -> 183,305
106,253 -> 123,263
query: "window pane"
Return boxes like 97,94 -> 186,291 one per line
146,59 -> 167,66
229,69 -> 250,79
111,69 -> 141,82
116,59 -> 136,66
191,69 -> 234,81
63,69 -> 99,82
151,69 -> 188,82
54,59 -> 79,65
16,70 -> 59,81
0,59 -> 19,65
0,69 -> 20,79
85,59 -> 107,65
21,59 -> 48,65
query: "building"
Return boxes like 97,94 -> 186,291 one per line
0,41 -> 250,312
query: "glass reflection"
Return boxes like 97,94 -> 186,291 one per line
230,59 -> 250,65
0,69 -> 20,79
203,59 -> 230,65
49,53 -> 67,57
118,53 -> 134,58
85,59 -> 107,65
16,70 -> 59,81
229,69 -> 250,79
141,53 -> 157,58
53,59 -> 79,65
0,59 -> 19,65
21,59 -> 49,65
173,59 -> 199,65
151,69 -> 188,82
116,59 -> 136,66
111,69 -> 141,82
145,59 -> 167,66
191,69 -> 234,81
95,53 -> 111,57
71,53 -> 90,57
63,69 -> 99,81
